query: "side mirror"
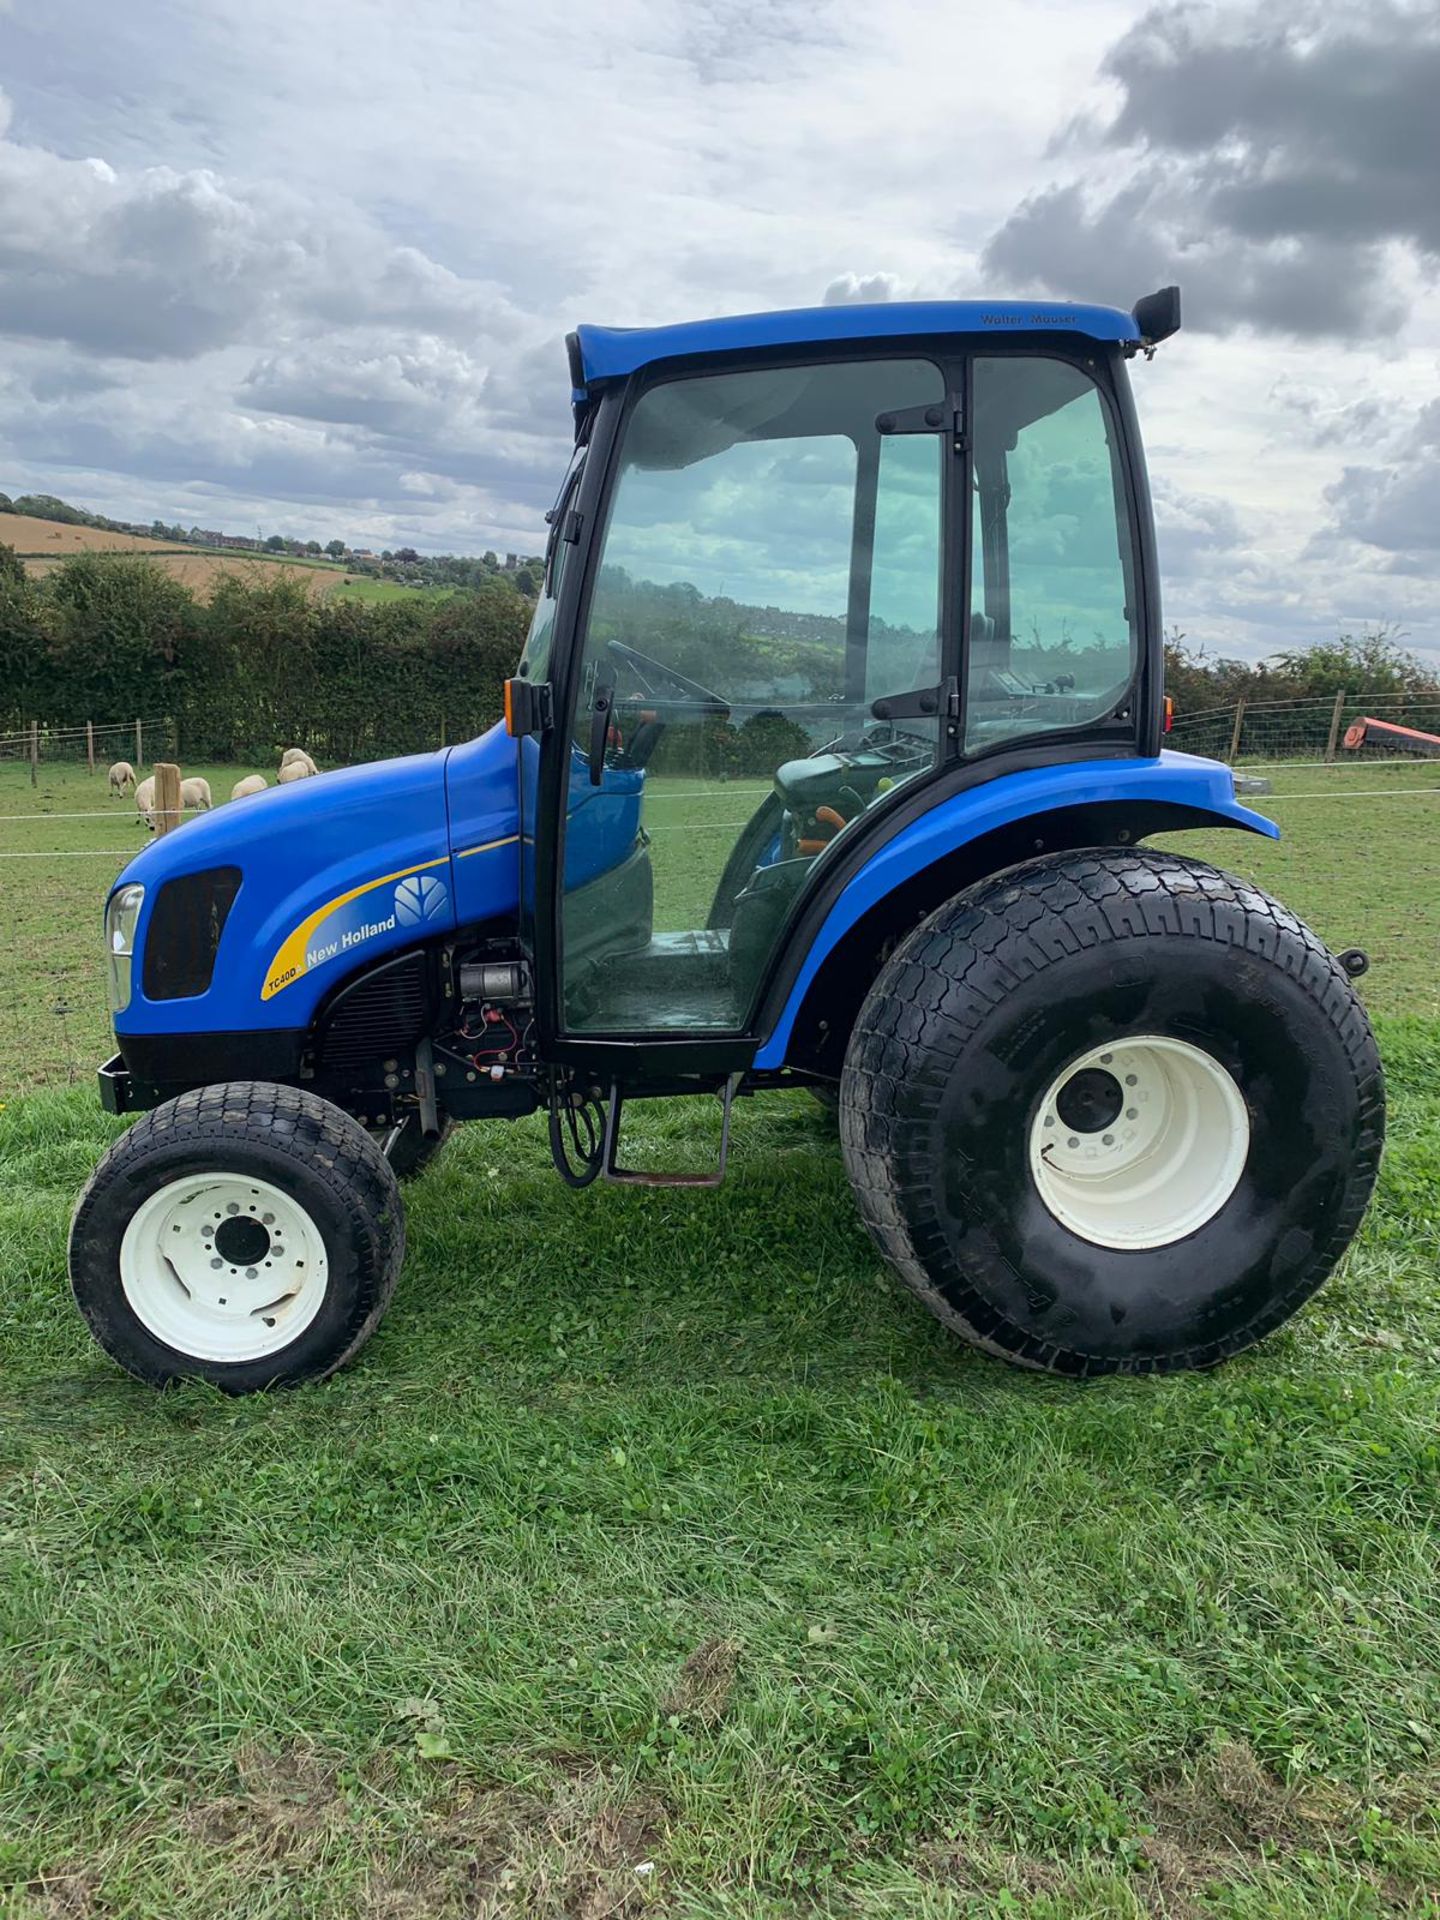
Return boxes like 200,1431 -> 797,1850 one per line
1132,286 -> 1181,345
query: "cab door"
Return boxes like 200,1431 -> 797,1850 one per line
542,353 -> 953,1049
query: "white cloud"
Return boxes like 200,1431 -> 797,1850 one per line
0,0 -> 1433,661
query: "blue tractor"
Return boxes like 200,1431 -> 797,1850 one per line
71,288 -> 1384,1391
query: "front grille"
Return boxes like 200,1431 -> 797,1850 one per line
315,950 -> 431,1070
142,867 -> 242,1001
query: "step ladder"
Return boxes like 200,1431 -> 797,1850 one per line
601,1074 -> 740,1188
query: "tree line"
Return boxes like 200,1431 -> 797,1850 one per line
0,547 -> 531,763
1164,627 -> 1437,713
2,540 -> 1433,767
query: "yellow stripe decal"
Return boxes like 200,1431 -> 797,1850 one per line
456,833 -> 519,860
261,856 -> 449,1001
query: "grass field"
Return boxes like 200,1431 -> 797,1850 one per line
3,755 -> 1437,1094
2,753 -> 1439,1916
2,510 -> 483,607
328,576 -> 462,606
2,511 -> 361,603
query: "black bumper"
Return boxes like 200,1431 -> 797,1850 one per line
98,1030 -> 307,1114
98,1054 -> 134,1114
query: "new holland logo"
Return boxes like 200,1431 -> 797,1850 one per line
394,873 -> 448,926
260,857 -> 450,1000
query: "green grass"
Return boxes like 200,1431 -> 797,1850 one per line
0,761 -> 276,1094
329,576 -> 461,605
3,1029 -> 1440,1916
1,753 -> 1439,1915
2,757 -> 1434,1095
1154,761 -> 1440,1022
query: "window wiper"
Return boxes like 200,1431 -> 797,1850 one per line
541,450 -> 584,594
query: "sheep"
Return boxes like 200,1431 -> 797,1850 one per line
230,774 -> 268,800
107,760 -> 135,796
279,747 -> 318,777
276,758 -> 316,784
134,775 -> 156,832
180,776 -> 213,812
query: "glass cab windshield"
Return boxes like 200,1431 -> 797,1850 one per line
560,357 -> 946,1035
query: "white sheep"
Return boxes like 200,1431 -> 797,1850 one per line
279,747 -> 318,777
181,776 -> 213,812
231,774 -> 268,800
134,775 -> 156,831
107,760 -> 135,796
277,758 -> 316,784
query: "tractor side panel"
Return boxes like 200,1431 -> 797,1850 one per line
446,722 -> 523,927
114,751 -> 457,1039
753,750 -> 1278,1070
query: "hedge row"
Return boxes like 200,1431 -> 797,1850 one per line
0,547 -> 531,763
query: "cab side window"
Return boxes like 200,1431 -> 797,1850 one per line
966,358 -> 1136,754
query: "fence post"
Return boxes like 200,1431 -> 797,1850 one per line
29,719 -> 38,788
153,762 -> 183,837
1226,697 -> 1247,764
86,720 -> 95,773
135,717 -> 143,768
1324,689 -> 1347,763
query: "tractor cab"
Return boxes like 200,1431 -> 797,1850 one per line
510,296 -> 1172,1061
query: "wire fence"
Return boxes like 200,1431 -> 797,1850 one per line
3,732 -> 1438,1094
1169,692 -> 1440,765
0,716 -> 177,774
8,691 -> 1440,779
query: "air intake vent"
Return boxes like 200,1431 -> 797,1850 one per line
315,950 -> 430,1070
142,867 -> 242,1001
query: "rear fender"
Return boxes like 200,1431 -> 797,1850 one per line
754,750 -> 1277,1072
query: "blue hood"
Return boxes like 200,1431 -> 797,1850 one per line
115,735 -> 519,1037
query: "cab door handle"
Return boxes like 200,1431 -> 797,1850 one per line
587,682 -> 614,786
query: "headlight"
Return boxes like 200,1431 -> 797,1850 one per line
105,884 -> 145,1015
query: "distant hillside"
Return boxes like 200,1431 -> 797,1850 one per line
0,489 -> 542,597
0,513 -> 186,558
0,511 -> 350,603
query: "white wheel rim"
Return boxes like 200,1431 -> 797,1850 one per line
1028,1036 -> 1250,1251
119,1173 -> 329,1364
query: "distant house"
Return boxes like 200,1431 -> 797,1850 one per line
349,548 -> 377,561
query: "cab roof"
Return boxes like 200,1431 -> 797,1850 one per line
571,299 -> 1142,388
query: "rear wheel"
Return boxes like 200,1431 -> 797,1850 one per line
70,1082 -> 405,1392
841,850 -> 1384,1375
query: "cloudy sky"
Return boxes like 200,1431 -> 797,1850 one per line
0,0 -> 1437,661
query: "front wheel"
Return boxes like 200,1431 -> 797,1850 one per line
70,1082 -> 405,1392
841,850 -> 1384,1375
